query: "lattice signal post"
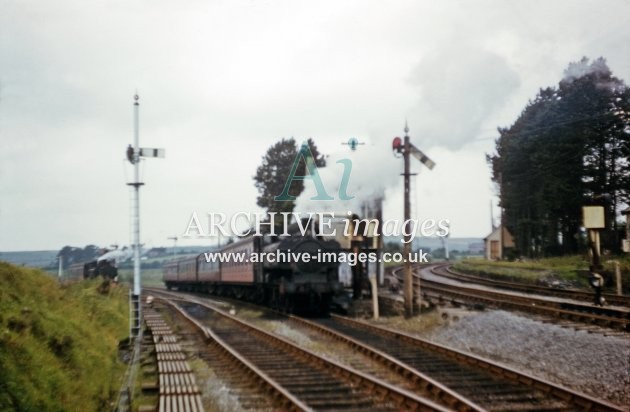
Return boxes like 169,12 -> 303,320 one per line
126,94 -> 164,339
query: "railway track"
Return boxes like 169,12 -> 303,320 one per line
147,288 -> 625,411
313,314 -> 625,412
149,289 -> 484,410
150,300 -> 284,411
440,265 -> 630,307
149,290 -> 448,411
393,265 -> 630,332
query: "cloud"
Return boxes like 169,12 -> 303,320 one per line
294,138 -> 401,215
408,44 -> 520,150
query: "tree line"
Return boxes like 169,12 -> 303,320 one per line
56,245 -> 101,266
488,57 -> 629,257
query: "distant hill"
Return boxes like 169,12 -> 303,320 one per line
414,237 -> 484,253
383,236 -> 484,253
0,250 -> 58,268
0,246 -> 215,270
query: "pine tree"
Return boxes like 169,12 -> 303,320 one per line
489,57 -> 629,257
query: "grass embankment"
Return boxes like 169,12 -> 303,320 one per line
0,262 -> 129,411
454,256 -> 630,291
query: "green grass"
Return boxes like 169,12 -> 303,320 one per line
0,262 -> 129,411
454,256 -> 585,282
454,255 -> 630,291
370,311 -> 442,336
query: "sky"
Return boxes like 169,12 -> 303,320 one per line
1,0 -> 629,251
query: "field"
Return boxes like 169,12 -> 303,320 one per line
117,267 -> 165,287
0,262 -> 129,411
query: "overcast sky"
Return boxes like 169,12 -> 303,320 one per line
1,0 -> 629,251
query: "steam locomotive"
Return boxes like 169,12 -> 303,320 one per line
67,259 -> 118,280
163,233 -> 343,313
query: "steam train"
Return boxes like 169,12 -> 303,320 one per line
163,233 -> 343,313
68,259 -> 119,280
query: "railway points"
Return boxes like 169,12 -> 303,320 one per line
148,289 -> 449,411
391,264 -> 630,333
145,287 -> 626,411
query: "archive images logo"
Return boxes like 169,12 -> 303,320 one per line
274,142 -> 354,202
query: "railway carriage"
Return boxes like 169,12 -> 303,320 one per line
219,238 -> 256,284
68,262 -> 87,280
163,260 -> 179,289
178,256 -> 198,285
163,234 -> 342,313
197,252 -> 220,284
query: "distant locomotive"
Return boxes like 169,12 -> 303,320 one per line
68,259 -> 118,280
163,234 -> 343,313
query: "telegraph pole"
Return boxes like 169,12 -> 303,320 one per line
58,255 -> 63,280
168,236 -> 178,258
499,173 -> 505,260
403,124 -> 413,317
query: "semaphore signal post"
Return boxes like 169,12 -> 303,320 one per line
126,94 -> 164,340
392,122 -> 435,318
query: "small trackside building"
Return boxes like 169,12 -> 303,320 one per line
484,225 -> 515,260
